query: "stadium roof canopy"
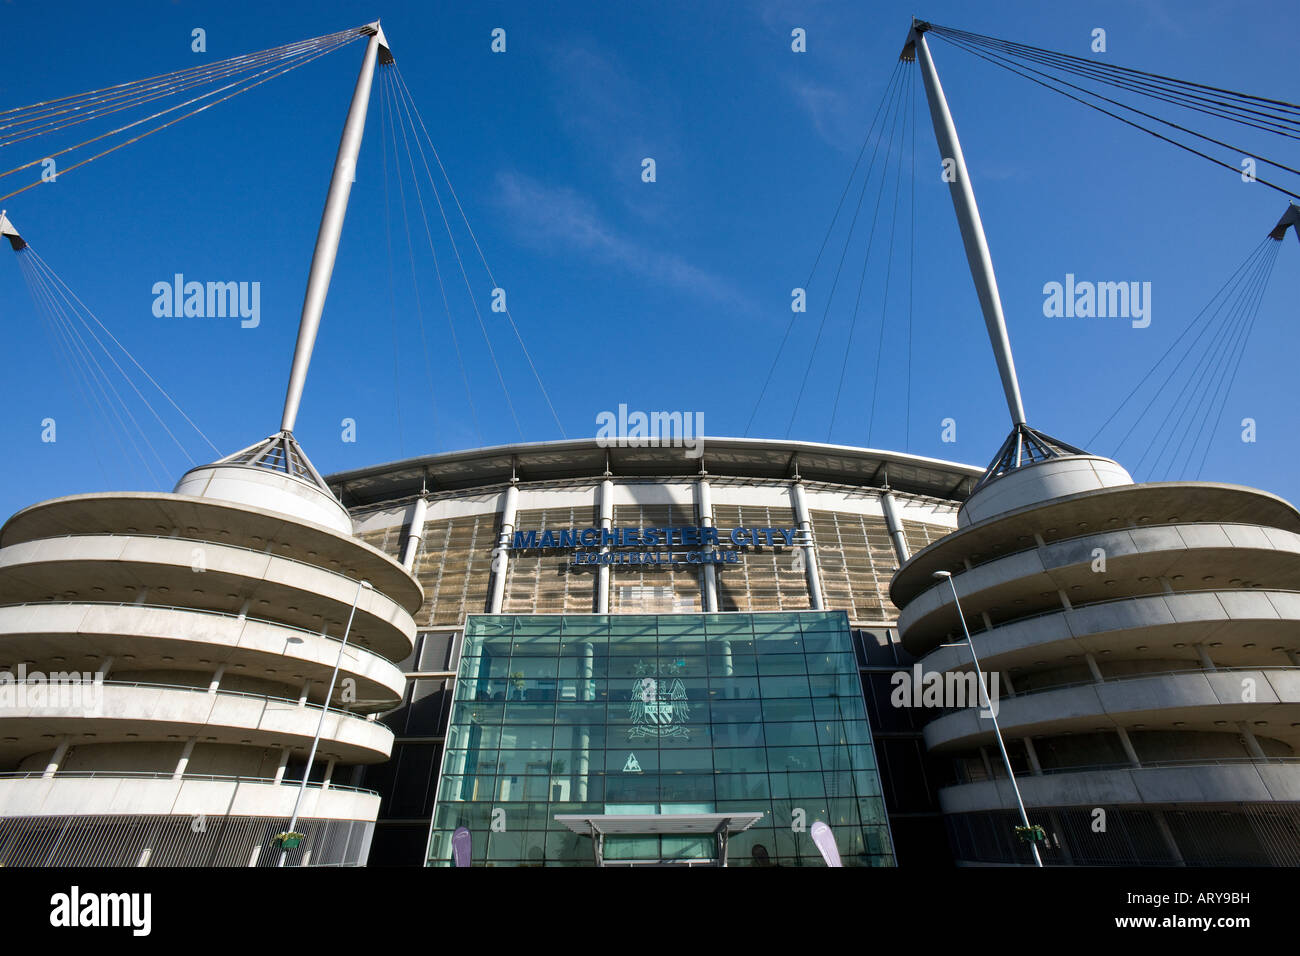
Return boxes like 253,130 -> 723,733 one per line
326,437 -> 983,508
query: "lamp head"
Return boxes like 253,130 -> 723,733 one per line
932,570 -> 953,580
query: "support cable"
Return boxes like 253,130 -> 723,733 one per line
0,27 -> 367,120
1188,241 -> 1280,479
15,251 -> 112,485
0,37 -> 357,202
786,70 -> 908,437
931,31 -> 1300,180
21,253 -> 163,486
1087,239 -> 1269,447
393,67 -> 566,437
866,67 -> 913,447
829,66 -> 908,441
929,31 -> 1300,202
391,74 -> 522,439
1118,242 -> 1268,464
745,62 -> 904,436
1144,250 -> 1271,478
1131,246 -> 1272,476
379,69 -> 408,457
382,70 -> 451,447
929,25 -> 1300,129
383,72 -> 482,444
28,246 -> 217,457
0,35 -> 355,148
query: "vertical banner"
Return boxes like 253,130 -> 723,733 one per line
811,821 -> 842,867
452,827 -> 473,867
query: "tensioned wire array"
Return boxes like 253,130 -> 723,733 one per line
2,24 -> 568,488
0,26 -> 369,203
15,243 -> 219,489
926,23 -> 1300,202
746,59 -> 922,451
377,64 -> 568,453
745,21 -> 1293,481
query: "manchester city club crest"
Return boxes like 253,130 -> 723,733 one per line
628,662 -> 691,740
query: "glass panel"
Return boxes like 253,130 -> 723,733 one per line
428,611 -> 893,867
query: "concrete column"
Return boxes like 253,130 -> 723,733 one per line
1287,650 -> 1300,667
1116,727 -> 1141,768
236,598 -> 252,621
1023,737 -> 1043,776
43,738 -> 69,779
697,477 -> 718,612
95,657 -> 113,680
207,664 -> 225,694
1057,589 -> 1073,611
1237,721 -> 1268,759
298,682 -> 311,708
978,745 -> 995,780
133,587 -> 148,605
1047,810 -> 1074,864
1195,644 -> 1216,672
577,642 -> 593,802
1153,810 -> 1186,866
322,758 -> 336,791
879,490 -> 911,565
488,484 -> 519,613
173,737 -> 196,780
596,479 -> 614,613
790,481 -> 824,611
722,640 -> 734,677
400,496 -> 429,572
273,748 -> 291,785
1085,653 -> 1104,683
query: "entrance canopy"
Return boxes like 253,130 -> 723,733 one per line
553,812 -> 765,867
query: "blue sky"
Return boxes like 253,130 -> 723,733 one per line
0,0 -> 1297,521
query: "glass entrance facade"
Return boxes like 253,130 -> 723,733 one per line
427,610 -> 895,866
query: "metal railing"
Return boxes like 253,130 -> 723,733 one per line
0,599 -> 388,654
0,677 -> 379,723
922,664 -> 1300,722
929,586 -> 1297,642
951,755 -> 1300,786
5,531 -> 382,594
0,769 -> 378,796
1005,664 -> 1300,700
924,519 -> 1296,580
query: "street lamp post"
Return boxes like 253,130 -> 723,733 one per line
278,577 -> 372,867
932,570 -> 1043,867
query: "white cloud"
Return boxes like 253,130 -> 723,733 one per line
492,170 -> 750,308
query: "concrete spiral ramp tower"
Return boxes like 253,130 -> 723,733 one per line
892,443 -> 1300,865
0,23 -> 422,866
888,21 -> 1300,865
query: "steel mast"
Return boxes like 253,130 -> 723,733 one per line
901,20 -> 1026,429
280,21 -> 391,435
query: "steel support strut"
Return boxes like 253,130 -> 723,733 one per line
280,23 -> 389,434
903,21 -> 1027,427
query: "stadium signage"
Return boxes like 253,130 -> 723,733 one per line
509,525 -> 801,566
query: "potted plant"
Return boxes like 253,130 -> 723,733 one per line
273,831 -> 305,850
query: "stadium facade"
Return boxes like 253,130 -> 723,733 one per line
330,436 -> 980,866
2,430 -> 1300,866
